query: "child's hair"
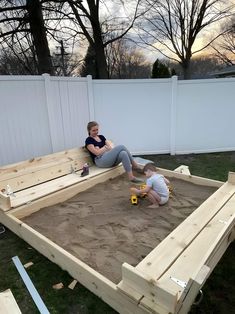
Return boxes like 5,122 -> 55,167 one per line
87,121 -> 98,135
143,162 -> 157,173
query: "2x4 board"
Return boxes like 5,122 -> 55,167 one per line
0,148 -> 234,314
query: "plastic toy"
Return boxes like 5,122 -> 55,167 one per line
131,195 -> 138,205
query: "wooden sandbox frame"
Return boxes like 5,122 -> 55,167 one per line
0,148 -> 234,314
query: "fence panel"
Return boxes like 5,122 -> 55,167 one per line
175,78 -> 235,154
0,75 -> 235,166
93,79 -> 172,155
0,76 -> 52,165
49,77 -> 90,151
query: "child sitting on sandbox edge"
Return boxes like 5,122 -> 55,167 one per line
130,163 -> 170,208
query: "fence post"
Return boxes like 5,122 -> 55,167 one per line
43,73 -> 60,153
87,75 -> 95,121
170,75 -> 178,155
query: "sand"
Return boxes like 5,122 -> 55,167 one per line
22,173 -> 217,283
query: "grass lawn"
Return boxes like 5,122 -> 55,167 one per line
0,151 -> 235,313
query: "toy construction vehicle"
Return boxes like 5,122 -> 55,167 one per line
131,194 -> 138,205
130,184 -> 147,205
131,184 -> 173,205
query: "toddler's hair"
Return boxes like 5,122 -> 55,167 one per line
143,162 -> 157,173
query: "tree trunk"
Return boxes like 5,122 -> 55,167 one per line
181,59 -> 191,80
88,0 -> 108,79
26,0 -> 54,75
94,45 -> 109,78
80,44 -> 97,77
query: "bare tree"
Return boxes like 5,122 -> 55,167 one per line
0,0 -> 54,74
168,55 -> 224,78
105,39 -> 151,78
67,0 -> 142,78
0,46 -> 38,74
138,0 -> 234,79
212,16 -> 235,65
0,0 -> 144,78
53,40 -> 83,76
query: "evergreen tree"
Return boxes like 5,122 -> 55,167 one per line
151,59 -> 170,78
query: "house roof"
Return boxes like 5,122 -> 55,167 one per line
210,65 -> 235,77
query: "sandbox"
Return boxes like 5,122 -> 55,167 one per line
22,175 -> 217,284
0,147 -> 234,314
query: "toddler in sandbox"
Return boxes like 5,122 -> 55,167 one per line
130,163 -> 170,208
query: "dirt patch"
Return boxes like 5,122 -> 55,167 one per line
22,173 -> 217,283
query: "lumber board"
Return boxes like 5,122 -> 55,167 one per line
0,192 -> 11,211
174,165 -> 191,175
177,265 -> 210,314
118,263 -> 178,314
0,157 -> 90,192
157,167 -> 223,188
139,297 -> 169,314
0,147 -> 90,192
0,147 -> 89,176
0,289 -> 22,314
0,211 -> 151,314
9,165 -> 123,209
156,196 -> 235,306
136,182 -> 235,278
228,171 -> 235,184
119,192 -> 235,313
8,165 -> 124,219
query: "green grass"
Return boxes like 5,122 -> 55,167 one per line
0,151 -> 235,313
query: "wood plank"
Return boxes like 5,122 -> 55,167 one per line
228,171 -> 235,184
0,157 -> 90,192
0,146 -> 91,192
136,182 -> 235,279
157,167 -> 223,188
119,263 -> 178,314
139,295 -> 173,314
0,211 -> 151,314
8,166 -> 124,219
68,279 -> 78,290
0,289 -> 22,314
174,165 -> 191,175
176,265 -> 210,314
0,147 -> 89,179
156,196 -> 235,305
10,166 -> 122,209
0,192 -> 11,211
136,198 -> 235,313
117,280 -> 143,304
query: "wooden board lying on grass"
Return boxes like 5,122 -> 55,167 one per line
0,148 -> 234,314
0,289 -> 22,314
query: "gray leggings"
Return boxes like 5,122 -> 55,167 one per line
94,145 -> 134,172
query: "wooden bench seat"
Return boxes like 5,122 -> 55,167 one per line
0,147 -> 124,212
10,165 -> 122,208
0,147 -> 91,192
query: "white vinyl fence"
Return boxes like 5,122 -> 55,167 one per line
0,74 -> 235,166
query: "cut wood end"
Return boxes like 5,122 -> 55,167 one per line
68,279 -> 78,290
52,282 -> 64,290
23,261 -> 34,269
